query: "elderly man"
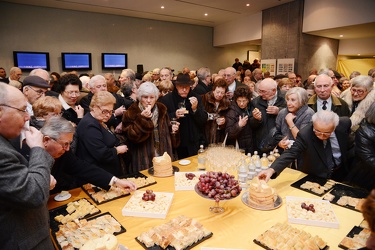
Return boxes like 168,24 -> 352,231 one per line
259,111 -> 352,182
223,66 -> 246,100
307,74 -> 350,117
159,73 -> 207,158
159,67 -> 173,81
29,68 -> 59,97
0,66 -> 22,84
118,68 -> 136,90
151,68 -> 160,83
251,78 -> 286,153
23,75 -> 50,116
193,67 -> 212,95
0,83 -> 55,249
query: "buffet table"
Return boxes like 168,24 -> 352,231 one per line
48,155 -> 364,249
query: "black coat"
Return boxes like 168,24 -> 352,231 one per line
193,80 -> 211,95
270,117 -> 352,181
159,89 -> 207,159
346,120 -> 375,191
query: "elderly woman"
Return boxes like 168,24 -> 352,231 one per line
30,96 -> 62,129
158,79 -> 174,97
346,102 -> 375,191
274,87 -> 315,150
75,91 -> 127,176
277,78 -> 293,95
122,82 -> 180,172
340,77 -> 351,91
225,86 -> 261,154
201,78 -> 231,144
57,73 -> 84,126
340,75 -> 375,131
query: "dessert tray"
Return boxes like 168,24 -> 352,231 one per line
49,198 -> 100,232
285,196 -> 339,228
290,175 -> 336,196
82,172 -> 156,204
175,172 -> 205,191
122,190 -> 174,219
322,183 -> 369,212
52,212 -> 125,250
339,225 -> 371,249
254,222 -> 328,250
148,165 -> 179,177
241,191 -> 282,211
135,215 -> 213,250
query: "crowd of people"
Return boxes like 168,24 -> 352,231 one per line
1,60 -> 375,249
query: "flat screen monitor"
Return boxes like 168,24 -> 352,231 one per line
102,53 -> 127,70
61,53 -> 92,71
13,51 -> 50,71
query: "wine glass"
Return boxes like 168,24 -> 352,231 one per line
216,115 -> 222,130
170,118 -> 178,134
178,102 -> 187,116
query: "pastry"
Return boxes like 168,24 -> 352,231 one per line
152,152 -> 173,177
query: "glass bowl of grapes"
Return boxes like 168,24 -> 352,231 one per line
195,171 -> 242,213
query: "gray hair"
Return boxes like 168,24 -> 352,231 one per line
285,87 -> 309,106
40,116 -> 75,140
104,73 -> 114,80
349,71 -> 361,79
29,68 -> 50,81
351,75 -> 373,92
197,67 -> 210,81
121,69 -> 135,81
88,75 -> 106,88
313,74 -> 333,87
365,102 -> 375,124
312,110 -> 339,127
10,67 -> 21,75
137,82 -> 159,101
0,82 -> 9,103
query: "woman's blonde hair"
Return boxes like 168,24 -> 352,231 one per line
89,91 -> 116,109
32,96 -> 62,118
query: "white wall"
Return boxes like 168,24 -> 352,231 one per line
0,2 -> 256,77
303,0 -> 375,32
339,37 -> 375,56
213,13 -> 262,47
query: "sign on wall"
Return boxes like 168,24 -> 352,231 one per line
277,58 -> 295,75
261,59 -> 276,76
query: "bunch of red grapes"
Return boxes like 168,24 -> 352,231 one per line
142,190 -> 156,201
196,171 -> 242,202
185,173 -> 196,180
301,202 -> 315,213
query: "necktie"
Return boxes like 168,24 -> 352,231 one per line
324,139 -> 334,176
322,100 -> 327,110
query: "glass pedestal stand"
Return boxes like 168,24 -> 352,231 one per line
210,200 -> 225,213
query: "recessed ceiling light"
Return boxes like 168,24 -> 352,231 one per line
161,6 -> 164,9
339,35 -> 343,37
204,13 -> 208,16
246,4 -> 250,7
357,54 -> 361,56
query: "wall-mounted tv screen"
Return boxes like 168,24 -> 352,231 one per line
102,53 -> 127,70
61,53 -> 92,71
13,51 -> 50,71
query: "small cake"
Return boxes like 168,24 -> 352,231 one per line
248,177 -> 275,208
152,152 -> 173,177
80,234 -> 118,250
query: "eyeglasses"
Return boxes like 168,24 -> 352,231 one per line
28,86 -> 47,96
350,88 -> 366,95
50,137 -> 71,150
64,90 -> 80,97
223,74 -> 234,77
313,128 -> 333,136
97,106 -> 114,115
94,84 -> 107,89
0,104 -> 28,113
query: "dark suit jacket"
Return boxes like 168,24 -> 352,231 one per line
307,94 -> 350,117
0,77 -> 10,83
0,135 -> 55,249
270,117 -> 352,180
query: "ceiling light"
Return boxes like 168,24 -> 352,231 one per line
357,54 -> 361,56
246,4 -> 250,7
161,6 -> 164,9
204,13 -> 208,16
339,35 -> 343,37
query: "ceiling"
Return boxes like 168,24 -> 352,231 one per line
4,0 -> 375,41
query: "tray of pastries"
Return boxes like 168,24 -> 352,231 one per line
322,183 -> 369,212
339,225 -> 371,249
286,196 -> 339,228
122,190 -> 174,219
136,215 -> 212,250
82,172 -> 156,204
52,212 -> 125,250
290,175 -> 336,196
49,198 -> 100,232
254,222 -> 328,250
175,172 -> 205,191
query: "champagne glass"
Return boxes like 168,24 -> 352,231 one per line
170,118 -> 178,134
178,102 -> 187,116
